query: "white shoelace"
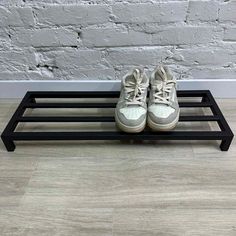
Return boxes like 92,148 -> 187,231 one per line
152,80 -> 176,105
124,70 -> 147,106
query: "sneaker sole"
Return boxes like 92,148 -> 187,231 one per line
115,111 -> 146,133
147,111 -> 180,131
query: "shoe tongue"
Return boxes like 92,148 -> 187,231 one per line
124,68 -> 143,85
133,68 -> 142,83
156,66 -> 168,82
152,66 -> 168,89
123,69 -> 145,107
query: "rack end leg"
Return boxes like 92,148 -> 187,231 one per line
220,137 -> 233,151
1,135 -> 15,152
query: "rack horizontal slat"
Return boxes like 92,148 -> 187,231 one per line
179,102 -> 211,107
177,90 -> 210,97
26,90 -> 209,98
18,115 -> 219,123
18,116 -> 115,122
179,115 -> 219,122
27,91 -> 120,98
25,102 -> 116,108
10,131 -> 227,141
24,101 -> 211,109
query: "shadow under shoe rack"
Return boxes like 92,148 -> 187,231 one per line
1,90 -> 234,152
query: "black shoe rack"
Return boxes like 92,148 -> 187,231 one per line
1,90 -> 234,152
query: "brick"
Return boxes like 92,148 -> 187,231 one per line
0,0 -> 22,5
0,6 -> 34,27
60,68 -> 115,80
112,2 -> 188,23
187,1 -> 218,21
0,50 -> 37,71
0,71 -> 44,80
106,47 -> 172,66
35,5 -> 110,26
168,48 -> 236,66
190,67 -> 236,80
55,49 -> 106,69
12,28 -> 78,47
219,2 -> 236,22
83,26 -> 152,47
224,28 -> 236,41
152,27 -> 222,45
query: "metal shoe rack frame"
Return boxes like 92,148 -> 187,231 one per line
1,90 -> 234,152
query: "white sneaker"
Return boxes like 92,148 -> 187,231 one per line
148,66 -> 179,131
115,68 -> 149,133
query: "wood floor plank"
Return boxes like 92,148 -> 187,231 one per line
0,207 -> 113,236
113,208 -> 236,236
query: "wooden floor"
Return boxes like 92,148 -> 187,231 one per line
0,98 -> 236,236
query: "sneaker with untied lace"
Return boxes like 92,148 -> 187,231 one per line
115,68 -> 149,133
148,66 -> 180,131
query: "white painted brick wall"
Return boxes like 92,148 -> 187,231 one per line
0,0 -> 235,81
